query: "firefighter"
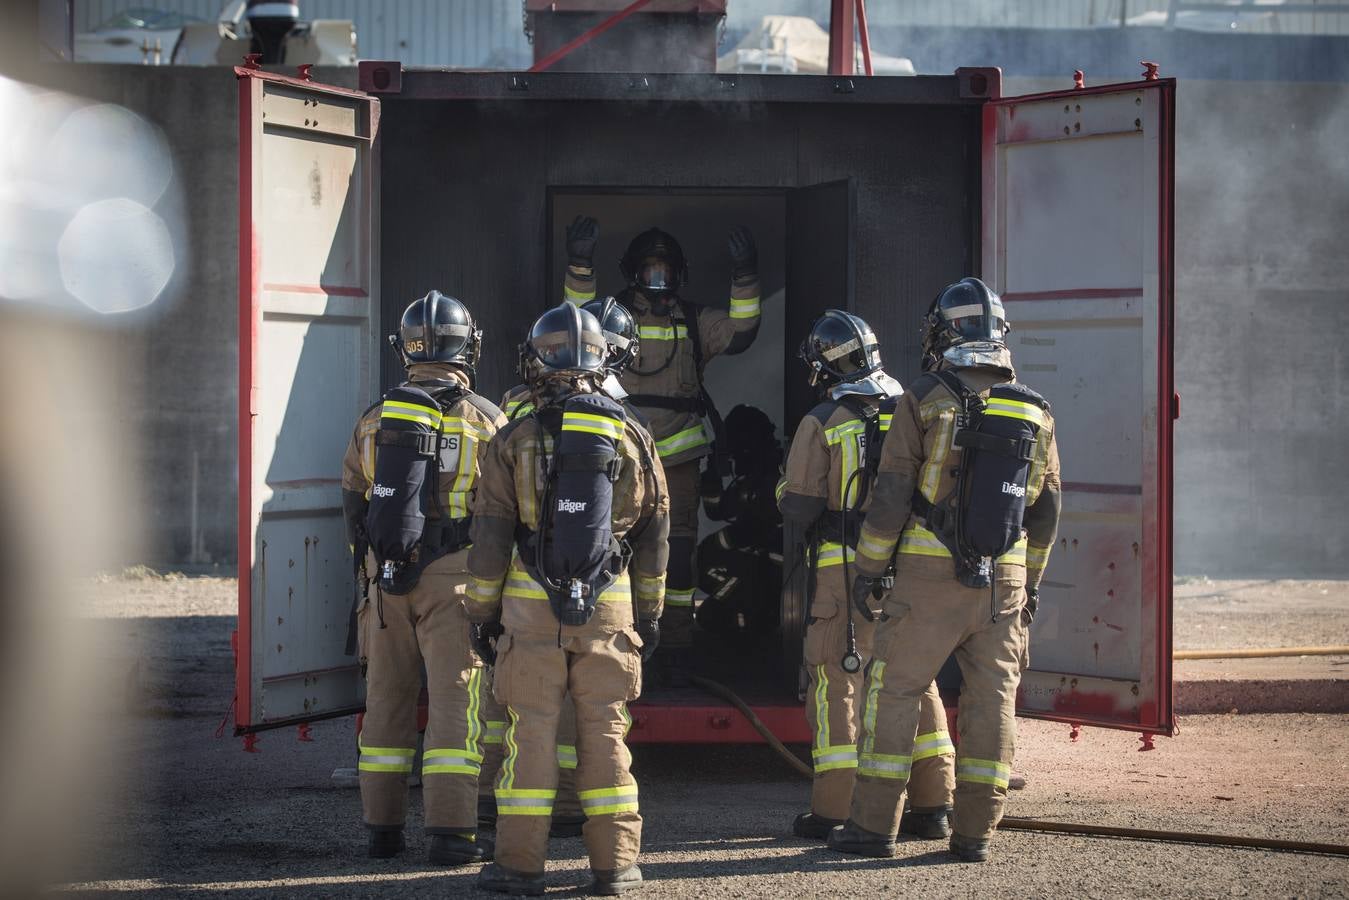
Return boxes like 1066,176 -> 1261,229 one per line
340,291 -> 506,863
778,311 -> 955,842
827,278 -> 1061,863
467,303 -> 669,895
481,297 -> 644,841
562,215 -> 761,670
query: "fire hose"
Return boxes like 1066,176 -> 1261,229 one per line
688,675 -> 1349,858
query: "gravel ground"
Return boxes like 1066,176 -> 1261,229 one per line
47,574 -> 1349,898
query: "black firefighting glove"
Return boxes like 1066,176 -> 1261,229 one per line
851,574 -> 889,622
566,215 -> 600,268
635,619 -> 660,663
1021,587 -> 1039,627
728,225 -> 757,279
470,620 -> 504,666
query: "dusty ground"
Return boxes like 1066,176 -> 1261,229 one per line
46,575 -> 1349,897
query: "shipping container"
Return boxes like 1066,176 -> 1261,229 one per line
233,62 -> 1176,745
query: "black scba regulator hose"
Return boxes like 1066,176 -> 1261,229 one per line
689,682 -> 1349,858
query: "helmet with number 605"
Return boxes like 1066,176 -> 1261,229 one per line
389,291 -> 481,372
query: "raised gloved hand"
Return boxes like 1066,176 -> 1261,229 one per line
1021,587 -> 1039,627
728,225 -> 757,279
566,215 -> 600,268
470,620 -> 504,666
635,619 -> 660,662
851,575 -> 885,622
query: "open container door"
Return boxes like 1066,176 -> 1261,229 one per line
983,77 -> 1176,735
235,68 -> 380,734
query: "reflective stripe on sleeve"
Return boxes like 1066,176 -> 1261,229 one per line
1026,543 -> 1051,568
495,788 -> 557,816
774,478 -> 786,503
815,541 -> 856,569
856,526 -> 896,563
632,573 -> 666,603
637,324 -> 689,342
578,784 -> 639,816
481,720 -> 507,745
654,424 -> 710,458
556,744 -> 578,770
729,296 -> 761,319
564,284 -> 597,301
664,587 -> 695,608
859,751 -> 912,780
358,739 -> 415,774
467,575 -> 504,608
912,730 -> 955,761
957,757 -> 1011,789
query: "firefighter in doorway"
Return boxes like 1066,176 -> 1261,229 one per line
778,311 -> 955,842
467,303 -> 669,895
827,278 -> 1061,863
562,215 -> 762,676
340,291 -> 506,864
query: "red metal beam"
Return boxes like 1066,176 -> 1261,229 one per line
855,0 -> 873,76
828,0 -> 855,76
529,0 -> 659,73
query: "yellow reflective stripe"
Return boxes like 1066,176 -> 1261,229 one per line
813,664 -> 830,751
859,751 -> 913,779
382,399 -> 443,427
562,411 -> 625,439
999,539 -> 1028,565
856,526 -> 895,562
503,568 -> 632,603
775,477 -> 787,503
358,737 -> 415,774
957,757 -> 1011,788
441,417 -> 492,441
481,719 -> 506,745
637,324 -> 688,341
664,587 -> 695,608
578,784 -> 639,816
1026,543 -> 1052,568
564,284 -> 597,301
501,707 -> 521,789
919,411 -> 955,502
556,744 -> 578,770
728,296 -> 761,319
423,747 -> 484,776
381,409 -> 440,427
619,704 -> 632,739
984,398 -> 1044,427
839,422 -> 862,507
815,541 -> 856,568
495,787 -> 557,816
632,573 -> 665,602
824,420 -> 866,445
899,525 -> 951,558
878,413 -> 893,432
912,730 -> 955,761
812,743 -> 859,773
861,660 -> 885,755
467,575 -> 503,607
655,424 -> 710,458
465,667 -> 483,752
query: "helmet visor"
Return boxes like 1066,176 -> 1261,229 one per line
532,328 -> 607,372
636,259 -> 675,293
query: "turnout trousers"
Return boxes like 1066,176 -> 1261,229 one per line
479,688 -> 583,821
848,567 -> 1028,841
662,460 -> 700,645
803,546 -> 954,821
358,550 -> 485,835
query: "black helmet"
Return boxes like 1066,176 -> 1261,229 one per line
581,296 -> 640,373
799,309 -> 883,388
619,228 -> 688,296
390,290 -> 481,370
520,302 -> 608,383
921,277 -> 1009,371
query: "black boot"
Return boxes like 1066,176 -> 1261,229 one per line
590,864 -> 643,895
792,812 -> 844,841
899,806 -> 952,840
367,826 -> 405,859
825,820 -> 896,858
550,814 -> 586,838
949,832 -> 991,863
428,832 -> 492,865
478,862 -> 546,896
